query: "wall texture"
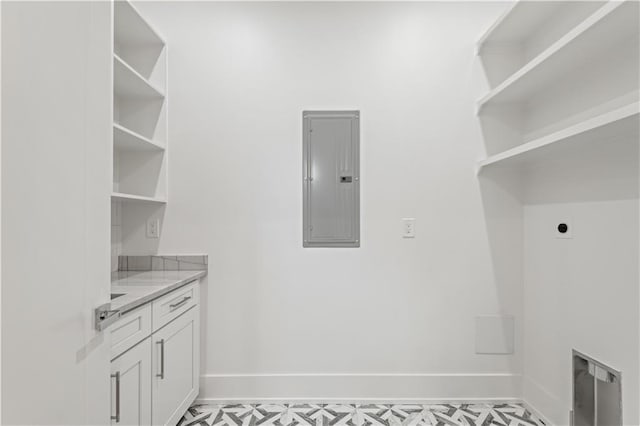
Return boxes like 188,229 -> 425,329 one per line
130,1 -> 522,401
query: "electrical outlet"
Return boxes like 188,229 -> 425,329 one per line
146,218 -> 160,239
402,218 -> 415,238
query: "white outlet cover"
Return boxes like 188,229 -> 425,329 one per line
555,218 -> 573,239
146,218 -> 160,239
402,218 -> 415,238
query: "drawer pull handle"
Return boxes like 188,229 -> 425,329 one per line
111,372 -> 121,423
169,296 -> 191,310
156,339 -> 165,379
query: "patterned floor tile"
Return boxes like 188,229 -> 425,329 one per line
178,403 -> 545,426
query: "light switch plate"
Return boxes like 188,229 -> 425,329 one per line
402,218 -> 415,238
146,218 -> 160,238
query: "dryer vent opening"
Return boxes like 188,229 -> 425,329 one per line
572,350 -> 622,426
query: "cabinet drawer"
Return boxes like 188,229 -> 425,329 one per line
110,304 -> 152,360
152,281 -> 198,332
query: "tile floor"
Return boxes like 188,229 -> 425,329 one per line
178,403 -> 546,426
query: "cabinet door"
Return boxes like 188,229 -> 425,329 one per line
111,337 -> 152,426
152,306 -> 200,426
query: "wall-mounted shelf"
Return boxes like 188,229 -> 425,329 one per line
477,1 -> 637,112
478,102 -> 639,172
114,123 -> 165,152
114,54 -> 164,99
112,192 -> 167,204
477,1 -> 565,54
114,0 -> 165,48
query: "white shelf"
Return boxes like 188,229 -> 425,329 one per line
114,54 -> 165,99
114,0 -> 165,48
114,123 -> 165,151
476,1 -> 566,54
477,1 -> 638,111
111,192 -> 167,204
478,102 -> 639,171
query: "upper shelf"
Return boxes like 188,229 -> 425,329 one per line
477,1 -> 639,112
114,0 -> 165,48
477,1 -> 566,54
477,101 -> 639,171
114,54 -> 165,100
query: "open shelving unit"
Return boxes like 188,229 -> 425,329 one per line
476,0 -> 639,201
111,0 -> 168,271
111,0 -> 167,202
477,1 -> 637,111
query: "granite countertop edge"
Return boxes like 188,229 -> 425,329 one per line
111,270 -> 207,314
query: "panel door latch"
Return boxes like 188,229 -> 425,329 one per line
95,303 -> 121,331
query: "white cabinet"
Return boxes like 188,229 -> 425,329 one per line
110,304 -> 152,360
152,283 -> 198,332
109,281 -> 200,425
151,306 -> 200,426
111,337 -> 152,426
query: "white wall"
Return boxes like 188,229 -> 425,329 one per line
131,1 -> 521,401
523,200 -> 639,425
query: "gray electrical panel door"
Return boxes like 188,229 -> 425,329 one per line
303,111 -> 360,248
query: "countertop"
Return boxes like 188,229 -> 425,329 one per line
111,270 -> 206,314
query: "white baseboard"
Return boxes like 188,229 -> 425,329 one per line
197,373 -> 522,403
522,399 -> 555,426
523,376 -> 564,426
